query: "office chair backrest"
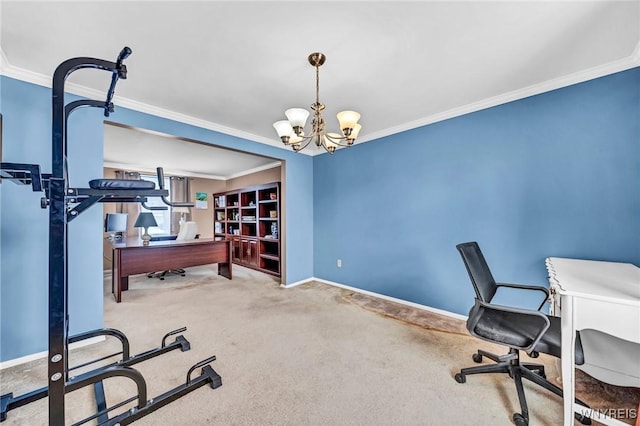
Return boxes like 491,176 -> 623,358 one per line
456,242 -> 498,302
177,221 -> 198,240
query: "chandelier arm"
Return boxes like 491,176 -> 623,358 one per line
286,132 -> 317,144
296,138 -> 314,151
323,133 -> 354,147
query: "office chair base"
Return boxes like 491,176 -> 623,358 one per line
147,269 -> 186,280
473,348 -> 504,364
455,349 -> 591,426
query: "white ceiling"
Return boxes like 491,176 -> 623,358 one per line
103,123 -> 281,180
2,1 -> 639,172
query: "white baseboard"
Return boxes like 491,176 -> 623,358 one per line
0,336 -> 105,370
283,276 -> 467,321
280,277 -> 314,289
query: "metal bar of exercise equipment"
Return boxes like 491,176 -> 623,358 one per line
0,47 -> 221,425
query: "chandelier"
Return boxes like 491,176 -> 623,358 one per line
273,52 -> 362,154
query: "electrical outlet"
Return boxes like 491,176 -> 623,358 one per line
337,259 -> 342,268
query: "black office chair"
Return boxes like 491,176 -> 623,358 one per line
454,242 -> 591,426
147,222 -> 199,280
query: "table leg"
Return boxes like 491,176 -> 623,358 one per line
561,294 -> 576,426
111,248 -> 117,295
218,262 -> 232,280
218,243 -> 232,279
114,276 -> 128,303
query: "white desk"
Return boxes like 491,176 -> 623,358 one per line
545,257 -> 640,426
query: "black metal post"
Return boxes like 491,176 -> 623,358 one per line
49,50 -> 129,426
3,46 -> 223,426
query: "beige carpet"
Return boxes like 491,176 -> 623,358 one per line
1,264 -> 638,425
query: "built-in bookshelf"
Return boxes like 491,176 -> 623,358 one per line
213,182 -> 280,276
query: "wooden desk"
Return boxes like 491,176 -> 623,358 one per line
111,238 -> 232,303
546,257 -> 640,426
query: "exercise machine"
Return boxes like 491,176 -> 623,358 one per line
1,47 -> 222,425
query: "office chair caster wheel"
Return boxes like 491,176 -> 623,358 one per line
513,412 -> 528,426
526,365 -> 546,378
454,373 -> 466,383
575,412 -> 592,425
472,353 -> 483,363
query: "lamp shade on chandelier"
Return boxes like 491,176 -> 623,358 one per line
273,52 -> 362,154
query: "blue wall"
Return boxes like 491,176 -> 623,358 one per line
313,67 -> 640,316
0,76 -> 314,362
0,79 -> 107,360
1,79 -> 54,360
2,66 -> 638,362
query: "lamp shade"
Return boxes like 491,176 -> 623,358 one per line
348,123 -> 362,140
273,120 -> 294,138
337,110 -> 360,132
288,133 -> 304,145
173,207 -> 191,214
134,212 -> 158,228
285,108 -> 310,128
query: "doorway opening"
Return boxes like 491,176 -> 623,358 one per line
101,122 -> 286,299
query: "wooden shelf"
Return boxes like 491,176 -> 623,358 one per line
213,182 -> 280,277
259,253 -> 279,261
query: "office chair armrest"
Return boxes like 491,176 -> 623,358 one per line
467,299 -> 551,353
495,282 -> 550,311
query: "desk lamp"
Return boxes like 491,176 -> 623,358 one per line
134,212 -> 158,245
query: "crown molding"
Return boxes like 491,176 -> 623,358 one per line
3,45 -> 639,155
358,44 -> 640,143
103,161 -> 227,181
0,46 -> 52,87
0,50 -> 307,155
103,160 -> 281,181
0,48 -> 9,74
631,39 -> 640,63
108,96 -> 293,153
226,161 -> 282,180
